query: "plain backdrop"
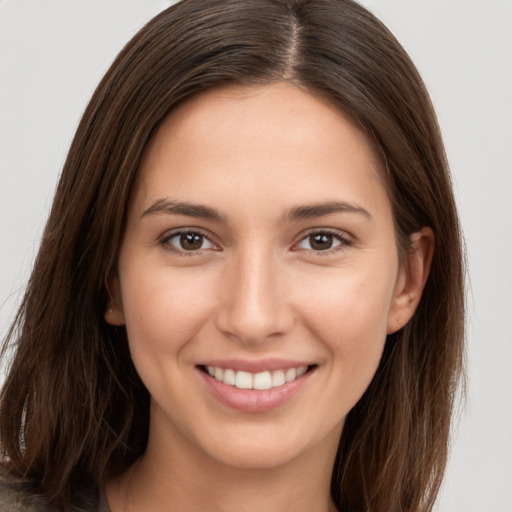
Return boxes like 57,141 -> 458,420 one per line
1,1 -> 511,511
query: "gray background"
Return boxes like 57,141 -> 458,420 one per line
1,1 -> 511,510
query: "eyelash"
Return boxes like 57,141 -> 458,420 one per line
159,228 -> 351,256
160,229 -> 219,255
293,228 -> 351,256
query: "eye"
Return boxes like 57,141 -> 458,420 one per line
295,231 -> 348,252
162,231 -> 217,252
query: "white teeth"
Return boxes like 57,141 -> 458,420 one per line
214,367 -> 224,381
271,369 -> 286,387
206,365 -> 310,389
296,366 -> 307,377
235,370 -> 253,389
253,371 -> 272,390
285,368 -> 297,382
223,368 -> 236,386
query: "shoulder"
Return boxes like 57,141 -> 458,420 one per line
0,469 -> 107,512
0,475 -> 46,512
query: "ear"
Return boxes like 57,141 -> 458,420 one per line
387,227 -> 434,334
104,272 -> 126,326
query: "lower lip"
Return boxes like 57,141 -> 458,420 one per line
198,368 -> 313,413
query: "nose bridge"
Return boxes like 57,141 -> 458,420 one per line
216,242 -> 293,343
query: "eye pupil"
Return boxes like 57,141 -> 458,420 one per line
310,233 -> 333,250
180,233 -> 203,250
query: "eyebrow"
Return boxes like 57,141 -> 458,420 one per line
284,201 -> 372,222
141,198 -> 371,223
141,198 -> 226,222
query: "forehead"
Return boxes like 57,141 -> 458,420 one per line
144,82 -> 380,166
131,82 -> 389,221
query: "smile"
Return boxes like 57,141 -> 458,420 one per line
205,365 -> 308,390
197,361 -> 317,412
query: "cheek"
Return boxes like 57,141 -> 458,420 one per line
298,270 -> 395,392
119,266 -> 217,359
301,269 -> 394,337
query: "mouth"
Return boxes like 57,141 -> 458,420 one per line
195,357 -> 319,413
198,364 -> 317,390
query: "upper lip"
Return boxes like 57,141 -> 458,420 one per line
197,358 -> 315,373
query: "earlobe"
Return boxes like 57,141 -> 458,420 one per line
105,305 -> 125,326
104,273 -> 126,326
387,227 -> 434,334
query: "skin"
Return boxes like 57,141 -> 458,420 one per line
105,82 -> 433,512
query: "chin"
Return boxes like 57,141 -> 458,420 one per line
190,418 -> 343,472
204,438 -> 310,470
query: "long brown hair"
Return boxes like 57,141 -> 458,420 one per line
0,1 -> 465,510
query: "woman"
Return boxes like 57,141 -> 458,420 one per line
0,0 -> 465,511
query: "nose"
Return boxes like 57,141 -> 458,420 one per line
215,247 -> 295,346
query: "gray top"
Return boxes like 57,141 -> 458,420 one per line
0,475 -> 110,512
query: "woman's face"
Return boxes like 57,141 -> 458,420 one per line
109,82 -> 413,470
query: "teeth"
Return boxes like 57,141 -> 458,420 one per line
235,370 -> 253,389
253,371 -> 272,390
285,368 -> 296,382
214,367 -> 224,381
223,368 -> 236,386
205,365 -> 309,390
271,369 -> 286,387
296,366 -> 307,377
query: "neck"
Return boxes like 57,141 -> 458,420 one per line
106,409 -> 341,512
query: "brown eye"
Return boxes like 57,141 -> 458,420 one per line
310,233 -> 334,251
163,231 -> 215,252
295,231 -> 347,252
180,233 -> 204,250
